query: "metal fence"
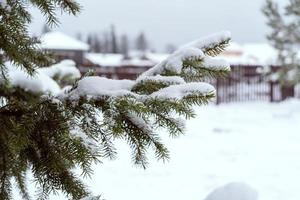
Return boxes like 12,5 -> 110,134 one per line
215,65 -> 293,104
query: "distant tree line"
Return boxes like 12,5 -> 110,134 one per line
83,25 -> 149,57
42,24 -> 177,55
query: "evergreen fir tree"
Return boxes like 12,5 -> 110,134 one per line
0,1 -> 231,199
263,0 -> 300,87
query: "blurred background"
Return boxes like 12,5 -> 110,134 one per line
28,0 -> 294,103
25,1 -> 300,200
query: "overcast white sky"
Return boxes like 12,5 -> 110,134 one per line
29,0 -> 277,51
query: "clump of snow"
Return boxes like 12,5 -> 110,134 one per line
127,113 -> 152,134
165,47 -> 205,72
204,182 -> 258,200
3,62 -> 60,95
203,56 -> 230,71
140,31 -> 231,78
70,126 -> 99,154
38,59 -> 81,80
150,82 -> 215,99
181,31 -> 231,51
136,75 -> 186,85
64,76 -> 136,99
141,47 -> 205,77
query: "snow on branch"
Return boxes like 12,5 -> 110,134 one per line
140,47 -> 205,77
63,76 -> 136,100
202,56 -> 230,71
139,31 -> 231,78
150,82 -> 215,100
136,75 -> 186,85
59,31 -> 231,105
2,61 -> 61,95
70,125 -> 99,154
182,31 -> 231,56
38,60 -> 81,81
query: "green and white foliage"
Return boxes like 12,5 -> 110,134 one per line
0,0 -> 231,199
263,0 -> 300,85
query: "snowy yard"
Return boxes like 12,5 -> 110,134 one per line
66,100 -> 300,200
17,99 -> 299,200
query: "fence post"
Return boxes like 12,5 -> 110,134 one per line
216,78 -> 220,104
270,81 -> 274,102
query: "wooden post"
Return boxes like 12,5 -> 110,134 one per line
270,81 -> 274,102
216,78 -> 220,105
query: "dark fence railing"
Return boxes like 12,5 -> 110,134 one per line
215,65 -> 298,104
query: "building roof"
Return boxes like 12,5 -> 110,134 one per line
40,31 -> 89,51
85,52 -> 161,67
220,42 -> 277,66
85,53 -> 124,67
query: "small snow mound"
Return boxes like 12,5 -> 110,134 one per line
204,182 -> 258,200
150,82 -> 215,99
38,59 -> 81,80
4,61 -> 61,95
65,76 -> 136,99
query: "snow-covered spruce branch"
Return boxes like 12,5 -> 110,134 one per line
0,31 -> 230,199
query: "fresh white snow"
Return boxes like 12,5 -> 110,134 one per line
1,60 -> 82,96
4,62 -> 61,95
13,97 -> 300,200
64,76 -> 136,99
136,75 -> 186,85
203,56 -> 230,71
181,31 -> 231,51
204,182 -> 258,200
150,82 -> 215,99
38,59 -> 81,80
140,31 -> 231,78
79,100 -> 299,200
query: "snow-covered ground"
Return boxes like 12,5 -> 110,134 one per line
26,100 -> 300,200
75,99 -> 299,200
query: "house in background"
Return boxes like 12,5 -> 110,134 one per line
40,31 -> 89,65
82,52 -> 168,79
